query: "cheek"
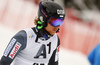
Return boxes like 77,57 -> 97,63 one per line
47,23 -> 53,28
48,23 -> 59,30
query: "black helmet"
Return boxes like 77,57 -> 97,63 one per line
38,1 -> 65,27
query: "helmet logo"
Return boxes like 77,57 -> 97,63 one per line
41,9 -> 48,18
57,9 -> 65,15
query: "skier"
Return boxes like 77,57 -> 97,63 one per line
0,1 -> 65,65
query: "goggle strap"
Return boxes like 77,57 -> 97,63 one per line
37,21 -> 43,29
37,25 -> 43,29
38,21 -> 42,24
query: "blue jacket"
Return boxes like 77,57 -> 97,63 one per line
88,43 -> 100,65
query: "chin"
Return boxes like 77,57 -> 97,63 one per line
50,32 -> 55,35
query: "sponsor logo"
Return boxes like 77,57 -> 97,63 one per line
60,15 -> 64,17
57,46 -> 60,52
9,42 -> 21,59
57,9 -> 65,15
4,38 -> 16,57
29,33 -> 33,38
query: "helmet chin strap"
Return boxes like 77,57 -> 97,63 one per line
35,27 -> 56,42
56,28 -> 59,33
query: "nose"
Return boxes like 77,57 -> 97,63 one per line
55,26 -> 60,28
54,26 -> 60,29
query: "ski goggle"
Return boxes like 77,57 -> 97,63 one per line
48,17 -> 64,27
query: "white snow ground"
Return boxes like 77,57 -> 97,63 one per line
0,24 -> 90,65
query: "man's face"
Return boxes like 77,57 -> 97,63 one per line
44,22 -> 60,35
